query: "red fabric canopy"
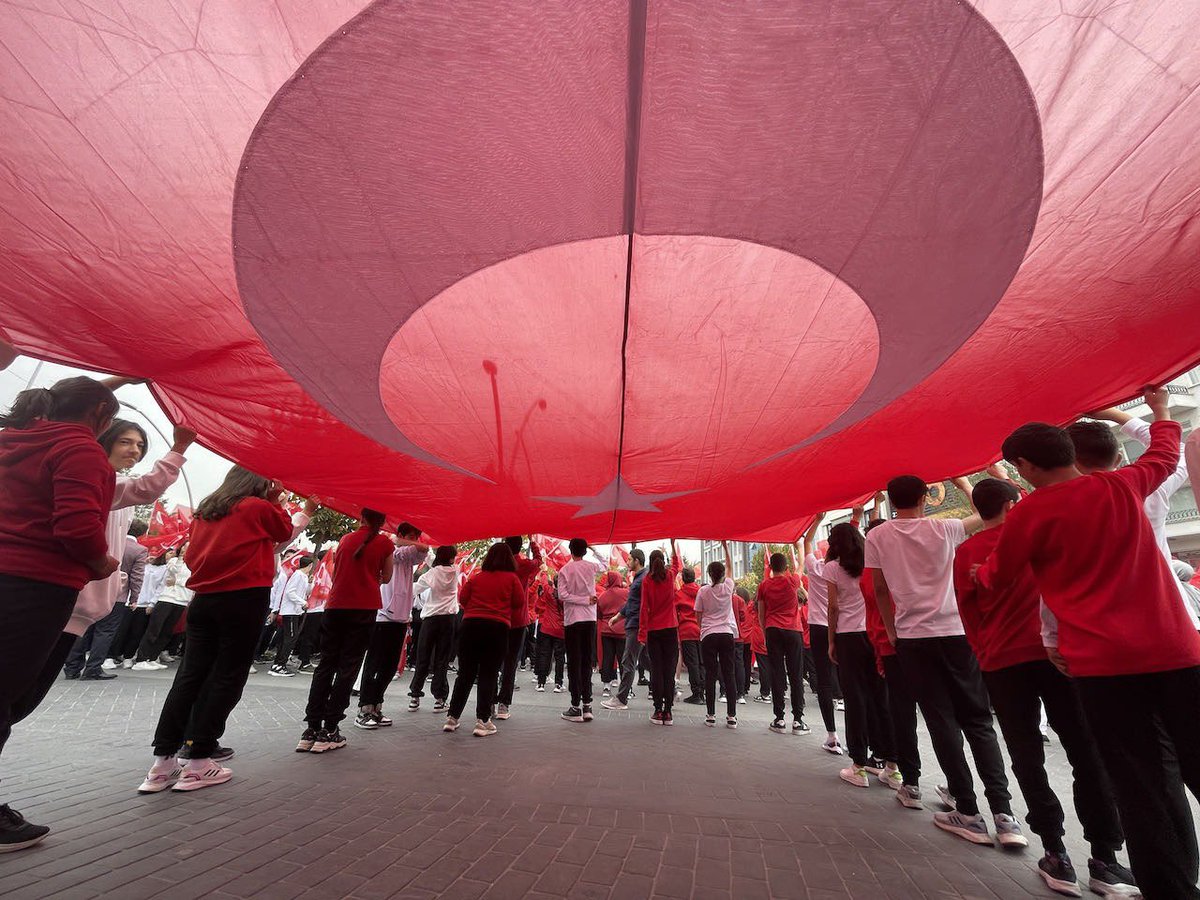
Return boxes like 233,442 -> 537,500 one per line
2,1 -> 1198,542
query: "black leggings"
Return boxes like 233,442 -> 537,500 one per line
136,603 -> 185,662
807,623 -> 838,732
496,625 -> 527,706
113,606 -> 151,660
359,620 -> 409,708
600,635 -> 623,683
535,631 -> 565,687
448,618 -> 508,722
835,631 -> 895,766
409,613 -> 455,701
702,633 -> 738,717
151,588 -> 268,758
645,627 -> 679,713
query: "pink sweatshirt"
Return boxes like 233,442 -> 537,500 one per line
66,452 -> 184,635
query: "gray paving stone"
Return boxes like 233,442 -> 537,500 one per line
0,670 -> 1179,900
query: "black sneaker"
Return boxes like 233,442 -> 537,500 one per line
63,671 -> 79,680
297,663 -> 314,673
1087,859 -> 1137,897
432,698 -> 447,713
863,756 -> 886,775
582,705 -> 594,722
561,706 -> 585,723
1037,851 -> 1080,897
177,744 -> 234,762
683,694 -> 704,705
295,729 -> 318,752
354,711 -> 379,730
637,677 -> 650,686
81,670 -> 117,680
0,804 -> 49,853
793,718 -> 811,735
312,729 -> 347,753
769,719 -> 787,733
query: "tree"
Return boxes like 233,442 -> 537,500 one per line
305,506 -> 357,552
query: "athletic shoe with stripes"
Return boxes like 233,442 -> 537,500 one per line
171,763 -> 232,792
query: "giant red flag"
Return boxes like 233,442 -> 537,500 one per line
2,1 -> 1199,543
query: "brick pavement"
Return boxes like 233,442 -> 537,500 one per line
0,666 -> 1166,899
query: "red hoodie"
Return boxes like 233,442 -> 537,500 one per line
675,582 -> 701,642
185,496 -> 294,593
534,579 -> 564,638
460,569 -> 525,627
597,572 -> 628,638
638,556 -> 682,644
0,420 -> 115,590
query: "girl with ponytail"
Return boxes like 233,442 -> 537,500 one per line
297,509 -> 394,755
0,375 -> 120,851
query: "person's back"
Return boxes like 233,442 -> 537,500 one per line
985,449 -> 1200,676
865,517 -> 966,638
326,527 -> 393,610
756,572 -> 802,631
953,527 -> 1043,672
598,583 -> 628,635
186,496 -> 293,594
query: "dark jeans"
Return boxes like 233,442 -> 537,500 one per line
409,613 -> 455,701
304,609 -> 375,729
808,624 -> 838,733
984,659 -> 1123,856
65,602 -> 128,676
564,621 -> 596,707
407,608 -> 422,665
273,614 -> 304,669
882,654 -> 921,786
896,635 -> 1010,817
113,606 -> 150,660
616,631 -> 642,703
496,625 -> 526,706
535,631 -> 565,688
765,627 -> 805,722
756,653 -> 772,698
295,610 -> 323,665
448,618 -> 508,722
151,589 -> 268,758
1076,666 -> 1200,899
680,639 -> 704,698
702,633 -> 738,717
645,627 -> 679,713
600,635 -> 623,683
0,576 -> 79,758
359,620 -> 409,709
136,603 -> 185,661
836,631 -> 895,766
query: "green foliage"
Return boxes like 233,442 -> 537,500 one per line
305,506 -> 357,551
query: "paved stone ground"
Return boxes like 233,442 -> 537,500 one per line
0,665 -> 1166,899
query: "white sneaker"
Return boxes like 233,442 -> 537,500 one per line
171,763 -> 233,792
601,698 -> 627,711
879,765 -> 904,790
100,658 -> 117,670
137,764 -> 182,793
822,737 -> 845,755
552,684 -> 564,693
839,765 -> 869,788
737,697 -> 747,705
443,716 -> 459,732
122,658 -> 134,669
248,666 -> 258,674
472,719 -> 497,737
535,684 -> 545,692
495,704 -> 510,720
896,784 -> 923,809
835,699 -> 845,711
131,661 -> 159,671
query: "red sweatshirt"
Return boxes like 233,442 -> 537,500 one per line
325,527 -> 395,610
675,582 -> 701,642
861,571 -> 894,660
733,592 -> 749,644
185,496 -> 294,593
638,557 -> 682,643
742,598 -> 767,655
757,572 -> 804,631
597,573 -> 628,639
980,420 -> 1200,677
460,569 -> 525,627
534,580 -> 564,638
0,420 -> 115,590
953,527 -> 1045,671
513,546 -> 542,625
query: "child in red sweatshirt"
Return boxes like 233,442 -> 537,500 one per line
978,387 -> 1200,899
638,544 -> 682,724
957,479 -> 1133,897
675,568 -> 703,703
0,377 -> 118,851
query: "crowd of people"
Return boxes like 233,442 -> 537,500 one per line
1,374 -> 1198,899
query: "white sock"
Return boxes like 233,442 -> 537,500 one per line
187,757 -> 213,772
149,755 -> 175,774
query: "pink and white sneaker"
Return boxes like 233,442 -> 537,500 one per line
171,762 -> 232,792
137,764 -> 182,794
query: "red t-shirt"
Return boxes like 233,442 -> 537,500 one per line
324,527 -> 394,610
980,420 -> 1200,677
637,558 -> 682,643
953,527 -> 1045,672
460,569 -> 525,627
757,572 -> 803,631
186,497 -> 294,594
861,572 -> 894,659
675,583 -> 701,642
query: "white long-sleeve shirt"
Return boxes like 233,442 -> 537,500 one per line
277,569 -> 311,616
67,451 -> 185,635
417,565 -> 460,617
137,562 -> 169,609
155,557 -> 193,606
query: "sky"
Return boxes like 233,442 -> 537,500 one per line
0,354 -> 703,560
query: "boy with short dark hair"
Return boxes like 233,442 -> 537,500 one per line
557,538 -> 605,723
956,478 -> 1134,897
978,388 -> 1200,899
